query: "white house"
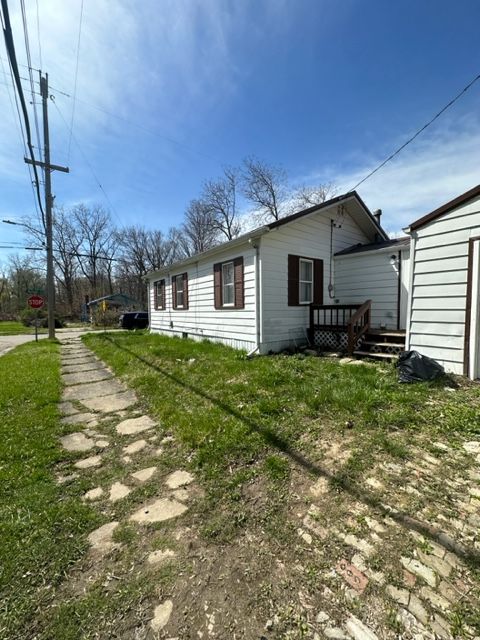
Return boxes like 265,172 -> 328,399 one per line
146,191 -> 412,355
405,184 -> 480,379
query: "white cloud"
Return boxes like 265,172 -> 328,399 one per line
321,113 -> 480,234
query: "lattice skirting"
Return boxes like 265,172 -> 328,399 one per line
313,330 -> 363,352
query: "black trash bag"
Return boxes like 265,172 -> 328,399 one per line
396,350 -> 444,383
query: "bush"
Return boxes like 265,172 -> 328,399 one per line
19,307 -> 64,328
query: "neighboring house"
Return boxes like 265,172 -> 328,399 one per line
146,191 -> 412,355
405,184 -> 480,379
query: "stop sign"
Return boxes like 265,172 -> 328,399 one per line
27,294 -> 45,309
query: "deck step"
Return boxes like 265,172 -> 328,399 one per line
354,350 -> 398,360
362,341 -> 405,349
366,331 -> 406,339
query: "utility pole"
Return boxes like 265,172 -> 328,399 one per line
25,72 -> 69,339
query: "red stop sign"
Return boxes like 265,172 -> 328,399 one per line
27,294 -> 45,309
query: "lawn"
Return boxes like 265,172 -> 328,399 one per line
0,341 -> 100,639
0,320 -> 47,335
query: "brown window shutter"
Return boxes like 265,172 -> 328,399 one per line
313,259 -> 323,305
288,254 -> 299,306
233,257 -> 244,309
172,275 -> 177,309
183,272 -> 189,309
153,282 -> 158,309
160,280 -> 165,309
213,263 -> 222,308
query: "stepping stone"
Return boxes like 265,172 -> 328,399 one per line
147,549 -> 176,565
61,356 -> 98,366
165,470 -> 194,489
58,401 -> 80,416
151,600 -> 173,633
131,466 -> 157,483
60,432 -> 95,452
74,454 -> 102,469
88,521 -> 119,553
130,498 -> 188,524
95,439 -> 110,449
61,362 -> 104,374
56,472 -> 79,484
345,615 -> 379,640
116,415 -> 156,435
463,441 -> 480,454
82,391 -> 137,413
123,439 -> 147,455
62,369 -> 112,386
61,412 -> 98,426
84,428 -> 101,437
109,482 -> 131,502
84,487 -> 104,501
63,379 -> 126,402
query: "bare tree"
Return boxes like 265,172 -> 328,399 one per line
241,156 -> 288,222
202,167 -> 241,241
181,199 -> 218,256
290,182 -> 337,210
73,204 -> 115,298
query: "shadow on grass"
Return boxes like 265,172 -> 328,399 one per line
104,335 -> 479,568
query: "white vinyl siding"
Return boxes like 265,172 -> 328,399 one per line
334,249 -> 409,330
259,204 -> 369,352
148,244 -> 257,351
407,194 -> 480,375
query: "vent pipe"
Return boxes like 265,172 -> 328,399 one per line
374,209 -> 382,226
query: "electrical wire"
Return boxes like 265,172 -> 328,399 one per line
52,97 -> 122,224
1,0 -> 46,226
68,0 -> 83,162
35,0 -> 42,69
349,71 -> 480,192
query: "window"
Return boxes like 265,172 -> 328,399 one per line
222,261 -> 234,306
153,279 -> 165,310
299,259 -> 313,304
214,257 -> 244,309
172,273 -> 188,310
288,254 -> 323,306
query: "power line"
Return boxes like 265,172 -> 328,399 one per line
35,0 -> 42,69
68,0 -> 83,162
349,71 -> 480,192
52,97 -> 122,224
1,0 -> 46,226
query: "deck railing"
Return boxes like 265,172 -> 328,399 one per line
309,300 -> 372,356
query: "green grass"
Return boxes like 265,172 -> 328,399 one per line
0,320 -> 47,335
0,341 -> 100,639
83,332 -> 480,543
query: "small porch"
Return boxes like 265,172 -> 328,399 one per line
309,301 -> 406,359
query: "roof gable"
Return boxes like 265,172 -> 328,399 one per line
409,184 -> 480,231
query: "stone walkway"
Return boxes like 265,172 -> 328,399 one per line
57,335 -> 194,635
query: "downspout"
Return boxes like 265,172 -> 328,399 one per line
248,238 -> 261,355
404,231 -> 416,349
147,276 -> 151,333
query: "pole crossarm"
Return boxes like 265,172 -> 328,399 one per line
24,157 -> 69,173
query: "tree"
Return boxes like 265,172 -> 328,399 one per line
182,199 -> 218,256
290,182 -> 337,210
202,167 -> 241,241
241,156 -> 288,222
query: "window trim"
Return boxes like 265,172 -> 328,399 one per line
221,261 -> 235,307
299,258 -> 314,305
172,272 -> 188,310
214,256 -> 244,310
153,279 -> 166,310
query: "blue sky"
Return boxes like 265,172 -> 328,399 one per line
1,0 -> 480,263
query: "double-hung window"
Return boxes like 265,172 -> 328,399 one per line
172,273 -> 188,309
222,261 -> 234,306
153,279 -> 165,310
299,258 -> 313,304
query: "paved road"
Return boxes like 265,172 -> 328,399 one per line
0,328 -> 120,356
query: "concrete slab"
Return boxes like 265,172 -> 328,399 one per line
123,439 -> 147,455
74,454 -> 102,469
61,412 -> 99,426
109,481 -> 132,502
81,391 -> 137,413
62,369 -> 112,386
165,470 -> 194,489
131,466 -> 157,483
88,521 -> 119,553
61,362 -> 105,374
60,431 -> 95,452
130,498 -> 188,524
84,487 -> 104,501
62,379 -> 126,401
61,356 -> 99,366
116,415 -> 156,436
